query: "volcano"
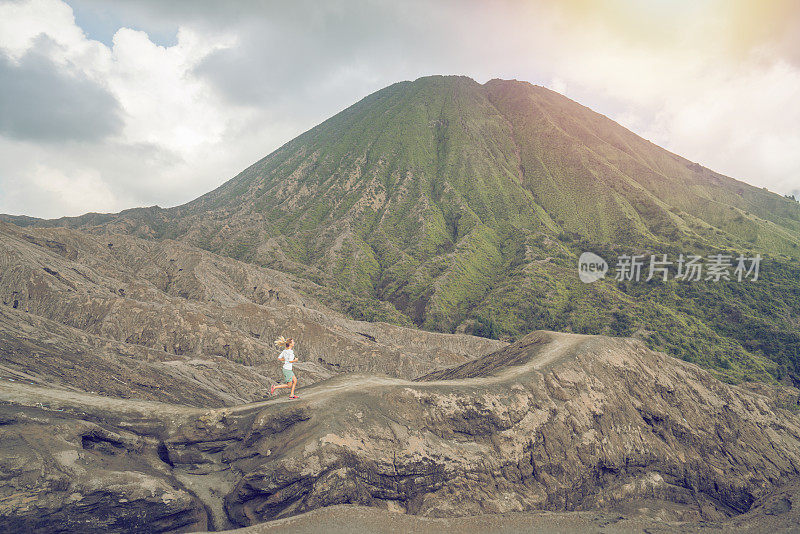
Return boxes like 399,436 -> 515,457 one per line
1,76 -> 800,532
6,75 -> 799,385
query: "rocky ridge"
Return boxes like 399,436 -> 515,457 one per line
1,330 -> 798,531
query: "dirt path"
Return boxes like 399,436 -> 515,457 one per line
207,498 -> 800,534
0,379 -> 202,418
0,331 -> 587,421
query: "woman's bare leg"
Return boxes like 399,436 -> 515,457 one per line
273,382 -> 292,390
290,376 -> 297,396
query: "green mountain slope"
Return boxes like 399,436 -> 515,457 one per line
5,75 -> 800,384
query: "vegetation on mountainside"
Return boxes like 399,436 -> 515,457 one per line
6,75 -> 800,386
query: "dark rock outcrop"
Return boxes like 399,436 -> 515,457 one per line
1,331 -> 799,532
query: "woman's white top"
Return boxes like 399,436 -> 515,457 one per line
279,349 -> 295,370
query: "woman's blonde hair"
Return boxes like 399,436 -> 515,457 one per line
274,335 -> 294,348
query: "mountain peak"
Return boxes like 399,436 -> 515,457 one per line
3,77 -> 799,384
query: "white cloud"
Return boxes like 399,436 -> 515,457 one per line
650,54 -> 800,191
0,0 -> 265,217
31,164 -> 118,214
0,140 -> 123,217
0,0 -> 84,59
106,26 -> 236,152
549,77 -> 568,96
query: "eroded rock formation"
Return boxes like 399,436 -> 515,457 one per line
2,331 -> 798,532
0,221 -> 503,406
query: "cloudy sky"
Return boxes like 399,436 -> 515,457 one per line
1,0 -> 798,218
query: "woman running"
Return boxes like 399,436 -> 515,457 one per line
270,336 -> 299,398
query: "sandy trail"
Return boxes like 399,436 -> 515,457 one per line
229,331 -> 588,413
0,331 -> 586,420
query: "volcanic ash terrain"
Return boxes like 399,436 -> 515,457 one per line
1,329 -> 799,532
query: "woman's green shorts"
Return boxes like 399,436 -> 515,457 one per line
282,368 -> 295,382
